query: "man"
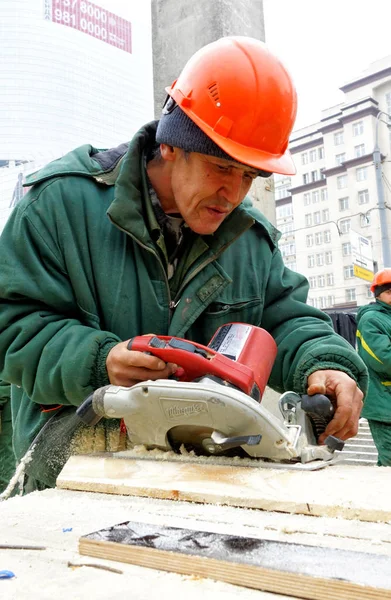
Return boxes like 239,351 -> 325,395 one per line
0,36 -> 367,492
357,268 -> 391,466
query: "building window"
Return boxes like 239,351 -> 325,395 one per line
305,213 -> 312,227
344,265 -> 354,279
308,255 -> 315,268
354,144 -> 365,157
318,275 -> 325,287
327,273 -> 334,286
327,295 -> 335,306
339,218 -> 351,234
312,190 -> 320,203
307,297 -> 316,307
352,120 -> 364,136
356,167 -> 367,182
358,189 -> 369,205
301,152 -> 308,165
280,222 -> 294,236
318,147 -> 325,160
276,185 -> 290,200
303,192 -> 311,206
322,209 -> 329,222
335,153 -> 346,166
337,175 -> 347,189
346,288 -> 356,302
366,285 -> 373,298
313,211 -> 321,225
303,173 -> 310,184
309,149 -> 317,162
342,242 -> 351,256
316,253 -> 324,266
311,170 -> 318,182
321,188 -> 328,201
276,204 -> 293,219
306,234 -> 314,247
324,229 -> 331,243
319,296 -> 328,309
386,91 -> 391,114
325,251 -> 333,264
280,243 -> 296,257
315,232 -> 322,245
309,276 -> 316,289
334,131 -> 344,145
339,197 -> 349,211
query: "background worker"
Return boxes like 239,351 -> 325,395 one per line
0,37 -> 367,492
357,268 -> 391,466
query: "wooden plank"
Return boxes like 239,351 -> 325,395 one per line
79,520 -> 391,600
57,454 -> 391,522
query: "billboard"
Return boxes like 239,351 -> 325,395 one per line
45,0 -> 132,53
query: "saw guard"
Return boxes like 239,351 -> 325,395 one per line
91,378 -> 334,463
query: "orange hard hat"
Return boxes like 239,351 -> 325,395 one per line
164,36 -> 297,175
370,268 -> 391,292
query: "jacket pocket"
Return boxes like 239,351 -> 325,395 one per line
200,298 -> 264,337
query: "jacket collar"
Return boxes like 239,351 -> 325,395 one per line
25,121 -> 280,254
108,122 -> 280,253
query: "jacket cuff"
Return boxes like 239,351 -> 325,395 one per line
293,353 -> 369,396
90,339 -> 119,390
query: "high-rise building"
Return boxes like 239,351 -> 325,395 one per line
0,0 -> 153,231
275,55 -> 391,309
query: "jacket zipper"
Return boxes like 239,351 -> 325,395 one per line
109,216 -> 254,321
107,216 -> 174,322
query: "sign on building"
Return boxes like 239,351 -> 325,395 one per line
45,0 -> 132,54
350,230 -> 374,282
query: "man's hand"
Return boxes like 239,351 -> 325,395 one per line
306,370 -> 364,443
106,340 -> 178,386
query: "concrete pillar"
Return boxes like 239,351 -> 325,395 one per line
151,0 -> 275,223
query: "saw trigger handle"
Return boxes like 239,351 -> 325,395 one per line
300,394 -> 335,420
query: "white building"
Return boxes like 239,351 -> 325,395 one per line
0,0 -> 154,231
275,55 -> 391,309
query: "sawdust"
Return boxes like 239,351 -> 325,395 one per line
114,443 -> 270,467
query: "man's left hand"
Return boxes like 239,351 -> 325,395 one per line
306,370 -> 364,443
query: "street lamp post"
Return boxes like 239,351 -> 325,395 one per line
373,110 -> 391,268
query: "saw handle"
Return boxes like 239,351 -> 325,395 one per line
301,394 -> 345,452
127,334 -> 256,396
300,394 -> 335,420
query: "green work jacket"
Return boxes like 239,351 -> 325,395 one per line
0,122 -> 368,473
357,300 -> 391,421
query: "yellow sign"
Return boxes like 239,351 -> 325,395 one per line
353,264 -> 374,282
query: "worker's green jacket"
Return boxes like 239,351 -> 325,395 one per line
357,300 -> 391,421
0,122 -> 368,484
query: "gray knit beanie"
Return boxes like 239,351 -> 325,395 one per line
374,283 -> 391,297
155,98 -> 271,177
156,99 -> 235,160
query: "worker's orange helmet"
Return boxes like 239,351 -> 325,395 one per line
370,268 -> 391,293
159,36 -> 297,175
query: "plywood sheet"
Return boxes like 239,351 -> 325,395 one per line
57,455 -> 391,522
79,520 -> 391,600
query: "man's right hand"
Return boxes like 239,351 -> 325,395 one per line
106,340 -> 178,387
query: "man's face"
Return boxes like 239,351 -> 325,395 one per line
377,288 -> 391,305
163,148 -> 259,235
